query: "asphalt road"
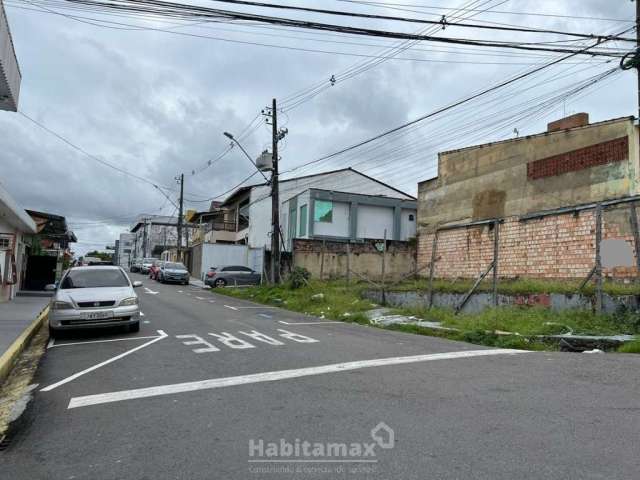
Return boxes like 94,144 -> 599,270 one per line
2,273 -> 640,479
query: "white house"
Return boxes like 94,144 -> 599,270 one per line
218,167 -> 416,251
0,182 -> 36,301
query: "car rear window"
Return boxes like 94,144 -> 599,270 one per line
222,266 -> 252,272
165,263 -> 186,270
61,269 -> 130,289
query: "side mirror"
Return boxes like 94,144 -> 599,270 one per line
44,284 -> 57,291
132,281 -> 143,288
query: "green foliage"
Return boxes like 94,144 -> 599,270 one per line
618,340 -> 640,354
289,267 -> 311,290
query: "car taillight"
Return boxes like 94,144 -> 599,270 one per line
207,271 -> 216,278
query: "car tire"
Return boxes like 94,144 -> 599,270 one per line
128,321 -> 140,333
214,278 -> 227,288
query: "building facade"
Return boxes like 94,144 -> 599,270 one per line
114,232 -> 134,268
130,216 -> 196,259
417,114 -> 640,280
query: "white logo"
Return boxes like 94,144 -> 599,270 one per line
370,422 -> 394,449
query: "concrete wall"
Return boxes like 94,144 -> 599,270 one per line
190,243 -> 258,280
400,209 -> 417,240
418,117 -> 639,233
293,238 -> 416,281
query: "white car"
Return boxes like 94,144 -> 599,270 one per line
47,266 -> 142,337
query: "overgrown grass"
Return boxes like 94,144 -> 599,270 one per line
618,339 -> 640,353
216,280 -> 640,351
217,280 -> 373,324
392,278 -> 640,296
397,305 -> 640,336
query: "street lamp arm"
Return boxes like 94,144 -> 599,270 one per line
223,132 -> 270,183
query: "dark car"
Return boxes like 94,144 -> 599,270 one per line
158,262 -> 189,285
204,265 -> 261,288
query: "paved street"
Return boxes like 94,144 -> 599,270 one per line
1,273 -> 639,479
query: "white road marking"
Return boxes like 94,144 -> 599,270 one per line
209,300 -> 215,303
68,349 -> 525,408
233,306 -> 277,309
41,330 -> 168,392
140,312 -> 145,317
278,320 -> 342,325
143,320 -> 150,324
195,296 -> 206,300
258,313 -> 272,319
143,287 -> 158,295
50,335 -> 162,348
176,334 -> 219,353
224,305 -> 238,311
178,290 -> 184,293
47,337 -> 55,349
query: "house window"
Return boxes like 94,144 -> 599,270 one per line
314,200 -> 333,223
299,204 -> 308,236
0,238 -> 10,250
408,214 -> 415,221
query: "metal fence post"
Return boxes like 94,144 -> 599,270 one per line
381,229 -> 387,304
595,203 -> 603,313
320,239 -> 326,281
493,219 -> 500,307
346,242 -> 351,283
428,231 -> 438,309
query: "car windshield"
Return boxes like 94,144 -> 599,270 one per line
143,258 -> 155,263
60,269 -> 130,289
165,263 -> 186,270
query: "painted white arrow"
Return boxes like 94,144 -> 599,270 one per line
144,287 -> 158,295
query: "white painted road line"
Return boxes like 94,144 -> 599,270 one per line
178,290 -> 184,293
67,349 -> 525,409
46,337 -> 55,349
258,313 -> 272,319
224,305 -> 238,311
50,335 -> 163,348
209,300 -> 215,303
234,306 -> 277,309
195,296 -> 206,300
144,287 -> 158,295
41,330 -> 168,392
140,312 -> 145,317
278,320 -> 342,325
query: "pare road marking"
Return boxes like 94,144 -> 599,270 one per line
175,329 -> 318,353
143,287 -> 158,295
41,330 -> 168,392
67,349 -> 526,409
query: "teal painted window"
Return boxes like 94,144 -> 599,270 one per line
299,205 -> 308,236
314,200 -> 333,223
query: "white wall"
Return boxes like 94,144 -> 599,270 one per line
249,169 -> 413,250
357,205 -> 394,239
400,209 -> 417,240
313,200 -> 350,237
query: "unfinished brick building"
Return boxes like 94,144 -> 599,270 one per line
417,114 -> 640,280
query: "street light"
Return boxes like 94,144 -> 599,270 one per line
223,132 -> 269,182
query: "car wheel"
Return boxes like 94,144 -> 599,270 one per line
214,278 -> 227,288
128,321 -> 140,333
48,325 -> 59,339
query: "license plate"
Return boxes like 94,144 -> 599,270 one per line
86,311 -> 114,320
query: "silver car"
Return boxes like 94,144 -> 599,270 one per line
204,265 -> 261,288
47,266 -> 142,337
158,262 -> 189,285
140,257 -> 155,274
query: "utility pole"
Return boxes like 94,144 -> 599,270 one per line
636,0 -> 640,121
270,98 -> 280,283
177,173 -> 184,261
142,217 -> 148,258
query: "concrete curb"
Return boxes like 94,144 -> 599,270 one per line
0,305 -> 49,384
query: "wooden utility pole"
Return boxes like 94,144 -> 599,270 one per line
636,0 -> 640,121
177,173 -> 184,261
142,217 -> 148,258
595,203 -> 603,313
270,98 -> 281,283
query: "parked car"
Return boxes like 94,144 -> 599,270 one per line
140,257 -> 156,274
130,258 -> 142,273
204,265 -> 261,288
149,260 -> 164,280
158,262 -> 189,285
46,266 -> 142,338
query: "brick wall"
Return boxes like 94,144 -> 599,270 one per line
417,205 -> 638,280
527,137 -> 628,180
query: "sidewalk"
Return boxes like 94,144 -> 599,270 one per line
189,277 -> 209,289
0,297 -> 50,382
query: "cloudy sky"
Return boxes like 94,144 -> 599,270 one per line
0,0 -> 635,255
